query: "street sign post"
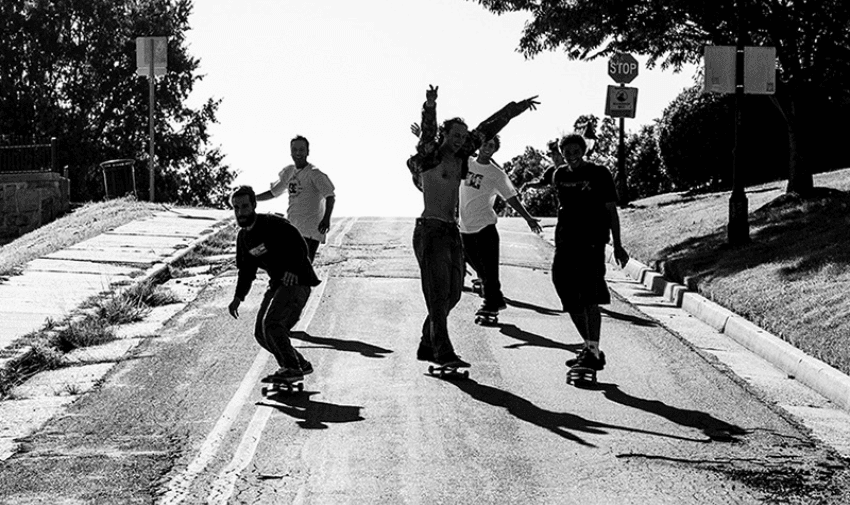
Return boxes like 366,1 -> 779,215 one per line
704,43 -> 776,245
136,36 -> 168,202
606,53 -> 639,206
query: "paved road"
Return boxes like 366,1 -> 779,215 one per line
0,217 -> 847,504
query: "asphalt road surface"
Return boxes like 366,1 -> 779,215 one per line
1,217 -> 848,504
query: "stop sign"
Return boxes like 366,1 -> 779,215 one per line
608,53 -> 639,84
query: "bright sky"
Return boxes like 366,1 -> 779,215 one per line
186,0 -> 698,217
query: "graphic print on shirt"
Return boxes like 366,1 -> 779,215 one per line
288,177 -> 302,197
465,173 -> 484,190
249,244 -> 268,257
557,180 -> 591,192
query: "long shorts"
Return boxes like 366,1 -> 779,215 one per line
551,244 -> 610,312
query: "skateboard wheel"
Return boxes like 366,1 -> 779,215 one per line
296,383 -> 304,392
261,387 -> 269,395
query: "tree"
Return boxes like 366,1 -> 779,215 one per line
0,0 -> 236,206
503,146 -> 558,217
628,123 -> 672,199
467,0 -> 850,197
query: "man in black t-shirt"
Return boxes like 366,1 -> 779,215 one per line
227,185 -> 321,382
550,134 -> 629,372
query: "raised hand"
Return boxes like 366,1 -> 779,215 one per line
521,95 -> 540,111
410,123 -> 421,137
426,84 -> 438,105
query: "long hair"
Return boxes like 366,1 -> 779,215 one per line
437,117 -> 467,145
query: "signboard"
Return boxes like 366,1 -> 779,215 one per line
744,46 -> 776,94
704,46 -> 736,94
704,45 -> 776,95
605,86 -> 638,118
136,36 -> 168,76
608,53 -> 639,84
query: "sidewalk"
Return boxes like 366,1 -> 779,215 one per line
0,207 -> 232,359
538,219 -> 850,415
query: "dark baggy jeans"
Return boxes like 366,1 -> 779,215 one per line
461,223 -> 504,308
413,218 -> 464,361
255,283 -> 311,369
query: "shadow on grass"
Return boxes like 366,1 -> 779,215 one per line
655,188 -> 850,285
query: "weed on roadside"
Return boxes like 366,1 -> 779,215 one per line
53,318 -> 116,353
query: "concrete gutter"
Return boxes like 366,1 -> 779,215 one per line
607,246 -> 850,413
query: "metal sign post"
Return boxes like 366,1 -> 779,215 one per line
136,36 -> 167,202
606,53 -> 639,207
704,39 -> 775,246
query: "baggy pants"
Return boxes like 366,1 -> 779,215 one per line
255,282 -> 311,369
461,223 -> 505,308
413,218 -> 463,361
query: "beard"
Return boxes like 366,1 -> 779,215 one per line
235,211 -> 257,228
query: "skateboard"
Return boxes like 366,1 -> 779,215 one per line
428,361 -> 470,379
566,366 -> 597,386
474,309 -> 498,326
260,374 -> 304,395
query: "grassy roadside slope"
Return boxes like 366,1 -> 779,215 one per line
620,168 -> 850,377
0,197 -> 160,278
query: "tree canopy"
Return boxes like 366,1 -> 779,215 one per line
468,0 -> 850,196
0,0 -> 236,206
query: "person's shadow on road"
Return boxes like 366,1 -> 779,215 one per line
291,331 -> 393,359
438,377 -> 710,447
496,323 -> 582,354
260,392 -> 364,429
600,384 -> 748,442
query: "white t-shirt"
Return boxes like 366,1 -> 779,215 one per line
458,158 -> 518,234
269,163 -> 335,242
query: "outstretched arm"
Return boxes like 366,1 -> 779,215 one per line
464,95 -> 540,156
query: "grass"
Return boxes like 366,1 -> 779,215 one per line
620,167 -> 850,377
0,196 -> 160,278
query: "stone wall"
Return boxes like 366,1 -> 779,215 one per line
0,172 -> 70,240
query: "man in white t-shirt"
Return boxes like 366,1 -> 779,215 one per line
257,135 -> 336,262
460,135 -> 542,314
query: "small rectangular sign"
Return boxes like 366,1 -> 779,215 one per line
704,46 -> 736,94
605,86 -> 638,118
744,46 -> 776,94
136,36 -> 168,76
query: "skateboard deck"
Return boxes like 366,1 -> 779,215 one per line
261,374 -> 304,395
428,362 -> 470,379
566,366 -> 597,386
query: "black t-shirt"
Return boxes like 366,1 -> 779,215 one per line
234,213 -> 321,300
553,163 -> 618,246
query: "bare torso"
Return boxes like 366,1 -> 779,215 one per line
419,155 -> 463,221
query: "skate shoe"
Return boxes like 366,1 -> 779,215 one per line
299,361 -> 314,376
568,349 -> 606,371
477,301 -> 502,315
435,353 -> 470,368
268,366 -> 304,382
417,344 -> 436,362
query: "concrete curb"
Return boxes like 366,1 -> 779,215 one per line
606,246 -> 850,413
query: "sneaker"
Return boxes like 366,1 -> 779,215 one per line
268,366 -> 304,382
299,361 -> 314,376
571,350 -> 606,371
494,300 -> 508,311
565,347 -> 588,368
477,301 -> 501,315
417,344 -> 436,362
435,354 -> 470,368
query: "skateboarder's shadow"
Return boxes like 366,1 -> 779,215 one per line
291,331 -> 393,359
600,384 -> 748,442
497,323 -> 582,353
444,378 -> 710,447
504,297 -> 562,316
260,392 -> 365,430
599,308 -> 657,327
